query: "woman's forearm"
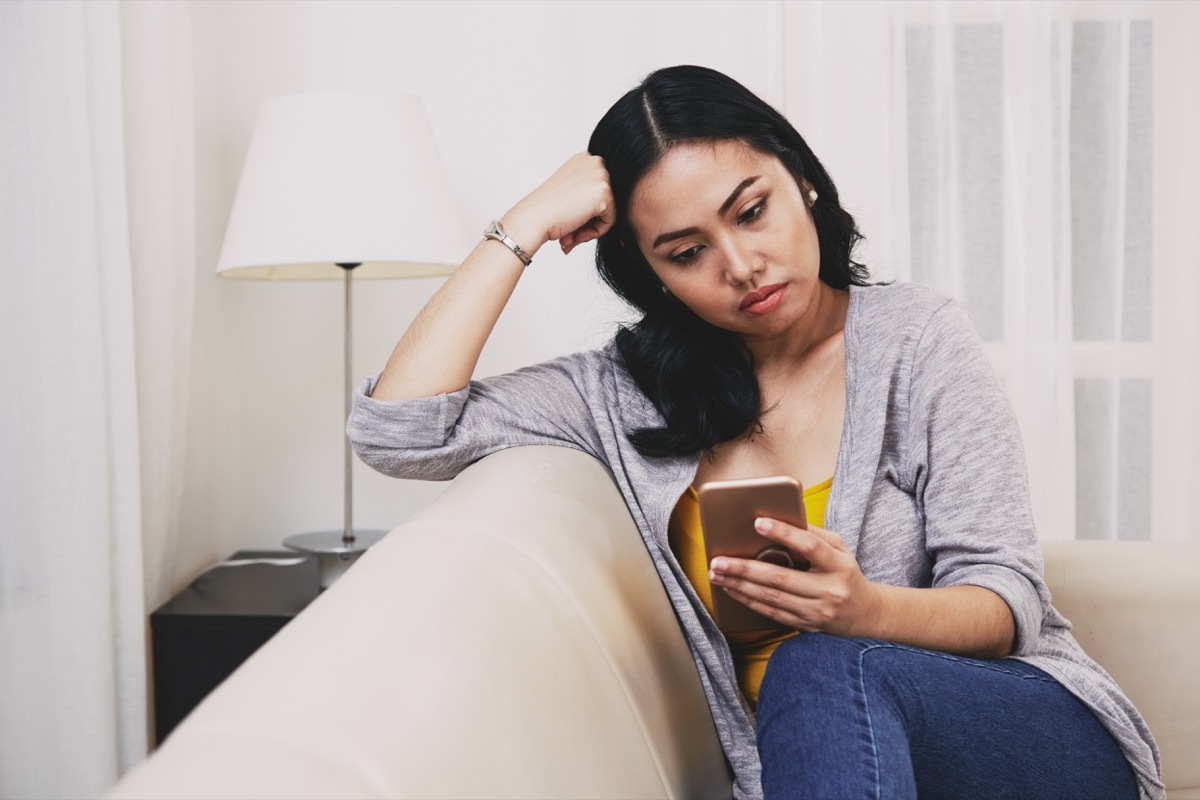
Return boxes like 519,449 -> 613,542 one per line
369,152 -> 614,402
863,583 -> 1016,659
369,212 -> 544,401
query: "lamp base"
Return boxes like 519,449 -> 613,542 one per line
283,529 -> 388,589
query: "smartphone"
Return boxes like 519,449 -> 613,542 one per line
696,475 -> 809,633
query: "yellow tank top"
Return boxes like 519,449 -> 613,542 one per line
668,477 -> 832,710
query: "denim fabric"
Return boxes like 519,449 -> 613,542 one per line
756,634 -> 1138,800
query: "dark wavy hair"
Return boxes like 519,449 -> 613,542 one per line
587,65 -> 869,458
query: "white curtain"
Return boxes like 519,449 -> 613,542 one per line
780,0 -> 1200,542
0,1 -> 195,797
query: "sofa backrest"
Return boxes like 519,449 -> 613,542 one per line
1043,540 -> 1200,797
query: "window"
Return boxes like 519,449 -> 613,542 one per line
904,17 -> 1157,540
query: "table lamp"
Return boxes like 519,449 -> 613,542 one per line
216,93 -> 466,587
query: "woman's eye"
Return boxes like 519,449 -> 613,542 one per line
739,200 -> 767,224
670,245 -> 703,264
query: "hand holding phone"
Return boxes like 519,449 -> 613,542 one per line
696,476 -> 809,633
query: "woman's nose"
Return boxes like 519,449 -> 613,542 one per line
722,238 -> 762,286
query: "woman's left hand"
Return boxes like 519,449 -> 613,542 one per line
708,517 -> 883,637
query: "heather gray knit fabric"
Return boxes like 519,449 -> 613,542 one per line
347,281 -> 1162,800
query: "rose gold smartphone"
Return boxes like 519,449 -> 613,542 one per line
696,476 -> 809,633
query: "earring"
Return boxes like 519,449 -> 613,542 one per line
661,285 -> 671,295
806,188 -> 819,207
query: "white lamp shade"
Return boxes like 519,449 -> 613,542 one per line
217,94 -> 469,280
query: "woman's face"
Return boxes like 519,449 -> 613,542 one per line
627,139 -> 821,340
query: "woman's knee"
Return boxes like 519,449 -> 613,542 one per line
759,634 -> 880,706
765,633 -> 875,677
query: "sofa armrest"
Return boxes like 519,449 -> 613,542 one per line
1042,540 -> 1200,797
109,446 -> 731,799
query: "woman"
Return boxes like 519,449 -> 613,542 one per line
347,66 -> 1161,800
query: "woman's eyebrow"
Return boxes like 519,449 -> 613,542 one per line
651,176 -> 761,249
718,176 -> 760,215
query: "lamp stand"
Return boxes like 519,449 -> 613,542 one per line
283,263 -> 386,588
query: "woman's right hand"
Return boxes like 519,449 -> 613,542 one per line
501,152 -> 615,256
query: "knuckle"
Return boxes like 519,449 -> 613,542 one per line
796,535 -> 819,555
823,591 -> 848,614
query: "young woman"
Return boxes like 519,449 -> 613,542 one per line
347,66 -> 1161,800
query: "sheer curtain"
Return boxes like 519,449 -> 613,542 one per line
0,1 -> 195,797
780,0 -> 1200,542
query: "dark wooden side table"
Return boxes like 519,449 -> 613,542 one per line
150,550 -> 320,745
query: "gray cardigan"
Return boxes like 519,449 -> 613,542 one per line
347,281 -> 1162,800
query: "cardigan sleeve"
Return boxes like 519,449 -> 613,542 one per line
905,299 -> 1051,656
345,350 -> 611,482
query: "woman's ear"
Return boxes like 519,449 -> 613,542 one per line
800,179 -> 819,208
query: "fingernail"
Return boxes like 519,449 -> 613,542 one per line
710,557 -> 727,573
755,518 -> 773,533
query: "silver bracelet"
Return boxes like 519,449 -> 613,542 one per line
482,220 -> 533,267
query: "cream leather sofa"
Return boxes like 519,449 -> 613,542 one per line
108,446 -> 1199,799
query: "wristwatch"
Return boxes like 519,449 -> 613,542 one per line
482,220 -> 533,267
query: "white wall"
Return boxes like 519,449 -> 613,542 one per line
181,0 -> 788,575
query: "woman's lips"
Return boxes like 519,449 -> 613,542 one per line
740,283 -> 788,315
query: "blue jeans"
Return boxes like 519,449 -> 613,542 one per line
756,634 -> 1137,800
